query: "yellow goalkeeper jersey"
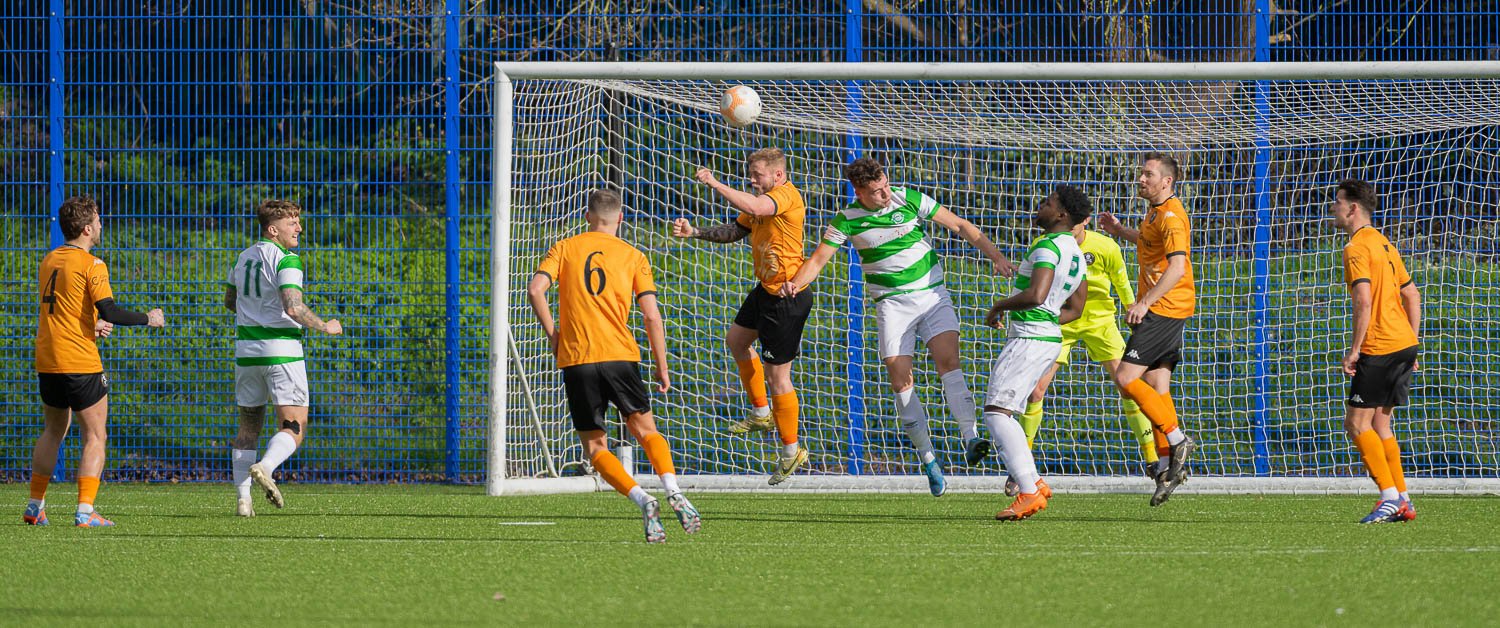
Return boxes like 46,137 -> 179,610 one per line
1061,229 -> 1134,332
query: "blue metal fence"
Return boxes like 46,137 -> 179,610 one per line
2,1 -> 1497,483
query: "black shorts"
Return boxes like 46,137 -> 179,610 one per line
1348,346 -> 1419,408
561,361 -> 651,433
38,372 -> 109,412
1121,312 -> 1188,371
732,285 -> 813,365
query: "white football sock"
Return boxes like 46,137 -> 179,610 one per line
259,431 -> 298,473
941,369 -> 980,442
984,411 -> 1038,494
232,448 -> 256,500
1380,487 -> 1400,501
895,387 -> 937,464
627,486 -> 655,509
750,405 -> 770,418
661,472 -> 682,497
1165,428 -> 1186,446
1400,491 -> 1411,502
77,502 -> 94,515
781,443 -> 799,457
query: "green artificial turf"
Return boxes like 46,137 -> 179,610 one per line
2,484 -> 1498,626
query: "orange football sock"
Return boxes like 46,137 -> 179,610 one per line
1353,430 -> 1395,491
589,449 -> 638,496
1152,428 -> 1171,459
772,391 -> 799,446
77,475 -> 101,507
1121,379 -> 1179,434
29,475 -> 49,501
1382,436 -> 1408,494
639,432 -> 676,476
735,357 -> 769,410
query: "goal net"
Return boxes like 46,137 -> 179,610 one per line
490,62 -> 1500,495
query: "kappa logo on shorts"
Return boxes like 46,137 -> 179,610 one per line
1351,394 -> 1364,403
1126,350 -> 1141,359
763,349 -> 775,361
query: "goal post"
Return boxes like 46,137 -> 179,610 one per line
490,61 -> 1500,496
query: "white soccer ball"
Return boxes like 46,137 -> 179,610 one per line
720,85 -> 762,128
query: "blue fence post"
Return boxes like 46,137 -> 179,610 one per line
843,0 -> 867,475
48,0 -> 66,482
443,0 -> 463,482
1249,0 -> 1273,476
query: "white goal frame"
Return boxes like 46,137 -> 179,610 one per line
489,61 -> 1500,496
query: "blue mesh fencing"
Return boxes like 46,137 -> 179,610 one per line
2,1 -> 1498,483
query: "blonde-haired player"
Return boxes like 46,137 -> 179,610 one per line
530,189 -> 700,543
672,147 -> 812,485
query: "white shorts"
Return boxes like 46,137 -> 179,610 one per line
874,288 -> 961,360
235,361 -> 310,407
984,338 -> 1063,414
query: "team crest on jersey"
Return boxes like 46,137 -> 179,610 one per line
890,211 -> 909,223
1084,252 -> 1096,266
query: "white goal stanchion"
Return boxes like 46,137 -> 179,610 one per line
490,62 -> 1500,496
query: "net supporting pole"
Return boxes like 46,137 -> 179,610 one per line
1249,0 -> 1274,476
487,68 -> 514,496
842,0 -> 868,475
442,0 -> 463,482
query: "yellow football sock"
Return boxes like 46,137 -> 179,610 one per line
1120,398 -> 1158,463
1019,400 -> 1044,449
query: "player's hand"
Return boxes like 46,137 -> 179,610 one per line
654,366 -> 671,393
1342,349 -> 1360,377
1412,358 -> 1420,372
985,304 -> 1004,329
671,218 -> 697,239
546,330 -> 558,354
324,319 -> 343,335
779,281 -> 801,298
94,319 -> 114,338
146,308 -> 166,328
992,256 -> 1017,278
1125,301 -> 1150,325
694,167 -> 720,188
1098,212 -> 1121,235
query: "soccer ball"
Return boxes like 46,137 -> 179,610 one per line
720,85 -> 762,128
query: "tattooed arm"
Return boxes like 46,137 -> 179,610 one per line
671,218 -> 752,243
281,287 -> 343,335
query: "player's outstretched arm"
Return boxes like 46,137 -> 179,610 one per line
95,298 -> 164,328
1097,212 -> 1141,244
985,266 -> 1055,328
780,243 -> 838,297
1125,254 -> 1186,325
673,217 -> 751,243
696,167 -> 777,217
636,293 -> 671,393
930,207 -> 1016,277
526,273 -> 556,352
281,287 -> 341,335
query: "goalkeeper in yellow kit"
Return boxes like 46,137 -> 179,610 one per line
1006,217 -> 1159,494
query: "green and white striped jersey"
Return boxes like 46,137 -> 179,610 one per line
227,240 -> 305,366
822,186 -> 945,302
1008,231 -> 1086,342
